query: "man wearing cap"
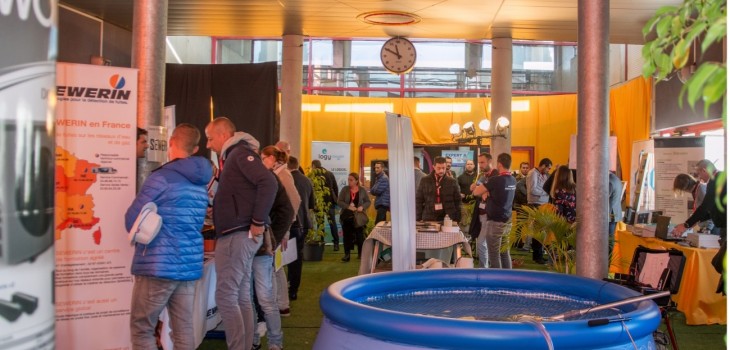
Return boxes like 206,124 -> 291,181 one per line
124,123 -> 212,349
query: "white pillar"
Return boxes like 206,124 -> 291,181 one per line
281,35 -> 304,158
490,38 -> 512,159
132,0 -> 167,187
576,0 -> 610,279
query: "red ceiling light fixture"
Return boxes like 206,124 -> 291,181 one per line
356,11 -> 421,26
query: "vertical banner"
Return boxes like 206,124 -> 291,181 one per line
386,112 -> 416,272
654,137 -> 705,224
311,141 -> 351,190
55,63 -> 137,349
0,1 -> 57,348
629,140 -> 654,209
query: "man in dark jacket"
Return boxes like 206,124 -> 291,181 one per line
370,161 -> 390,224
416,156 -> 461,222
125,123 -> 211,349
457,159 -> 477,203
312,160 -> 340,250
286,156 -> 314,300
206,117 -> 278,350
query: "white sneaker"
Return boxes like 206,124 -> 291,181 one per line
257,321 -> 267,338
268,345 -> 282,350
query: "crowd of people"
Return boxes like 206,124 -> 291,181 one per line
125,119 -> 726,349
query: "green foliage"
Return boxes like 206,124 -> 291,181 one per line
642,0 -> 727,118
509,205 -> 577,274
306,167 -> 331,245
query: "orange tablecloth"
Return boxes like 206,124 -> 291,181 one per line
610,230 -> 726,325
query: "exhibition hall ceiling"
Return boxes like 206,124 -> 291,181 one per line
60,0 -> 681,44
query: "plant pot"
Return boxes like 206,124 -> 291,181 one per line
303,243 -> 325,261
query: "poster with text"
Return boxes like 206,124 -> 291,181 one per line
55,63 -> 137,349
312,141 -> 351,190
653,137 -> 705,225
441,149 -> 474,177
0,1 -> 57,348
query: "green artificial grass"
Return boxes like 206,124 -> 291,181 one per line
198,245 -> 726,350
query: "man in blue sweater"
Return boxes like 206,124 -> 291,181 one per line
125,123 -> 212,349
370,161 -> 390,224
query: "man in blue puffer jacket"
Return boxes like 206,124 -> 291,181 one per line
124,123 -> 212,350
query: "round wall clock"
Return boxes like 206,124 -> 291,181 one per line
380,37 -> 417,75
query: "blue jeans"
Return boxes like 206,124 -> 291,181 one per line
130,275 -> 195,350
214,231 -> 262,350
252,255 -> 283,348
485,220 -> 512,269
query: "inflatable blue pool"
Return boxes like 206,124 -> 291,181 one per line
316,269 -> 661,349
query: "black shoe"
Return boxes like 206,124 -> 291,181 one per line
533,258 -> 548,265
333,243 -> 340,251
289,292 -> 298,301
341,253 -> 350,262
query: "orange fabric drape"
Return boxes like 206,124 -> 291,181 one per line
298,80 -> 650,178
609,77 -> 653,203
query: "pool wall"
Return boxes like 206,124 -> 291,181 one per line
315,269 -> 661,350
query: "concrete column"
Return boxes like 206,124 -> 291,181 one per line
490,38 -> 512,158
576,0 -> 610,279
281,35 -> 304,158
131,0 -> 167,188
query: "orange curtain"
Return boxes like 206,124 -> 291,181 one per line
299,81 -> 650,178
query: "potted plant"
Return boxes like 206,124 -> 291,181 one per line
303,167 -> 331,261
508,204 -> 577,274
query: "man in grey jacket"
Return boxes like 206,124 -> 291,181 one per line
206,117 -> 278,350
526,158 -> 552,264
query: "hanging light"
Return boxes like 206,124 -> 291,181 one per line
478,119 -> 490,132
449,123 -> 461,136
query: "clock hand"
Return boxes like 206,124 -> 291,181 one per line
384,48 -> 402,59
395,45 -> 400,56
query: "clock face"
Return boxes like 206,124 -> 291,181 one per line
380,37 -> 416,74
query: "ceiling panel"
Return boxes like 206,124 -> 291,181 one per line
60,0 -> 683,44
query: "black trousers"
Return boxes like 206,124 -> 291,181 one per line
528,203 -> 545,261
375,205 -> 389,224
327,205 -> 339,244
287,224 -> 304,294
341,217 -> 364,255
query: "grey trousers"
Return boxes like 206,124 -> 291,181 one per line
130,275 -> 196,350
214,231 -> 263,350
485,220 -> 513,269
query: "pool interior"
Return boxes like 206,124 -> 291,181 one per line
356,287 -> 628,322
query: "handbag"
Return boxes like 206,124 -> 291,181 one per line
127,202 -> 163,245
354,211 -> 369,228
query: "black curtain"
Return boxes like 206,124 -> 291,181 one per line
164,62 -> 279,157
164,64 -> 212,156
212,62 -> 279,149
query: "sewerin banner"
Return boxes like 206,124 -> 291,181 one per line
55,63 -> 137,349
312,141 -> 351,190
0,0 -> 57,348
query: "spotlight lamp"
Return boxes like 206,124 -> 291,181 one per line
450,117 -> 509,145
449,123 -> 461,136
478,119 -> 490,132
462,121 -> 475,136
497,116 -> 510,129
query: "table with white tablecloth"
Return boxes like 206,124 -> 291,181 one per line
358,224 -> 472,275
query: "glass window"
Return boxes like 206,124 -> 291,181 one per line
310,40 -> 333,66
351,40 -> 386,67
482,44 -> 492,69
513,44 -> 554,71
253,40 -> 282,63
414,42 -> 465,69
